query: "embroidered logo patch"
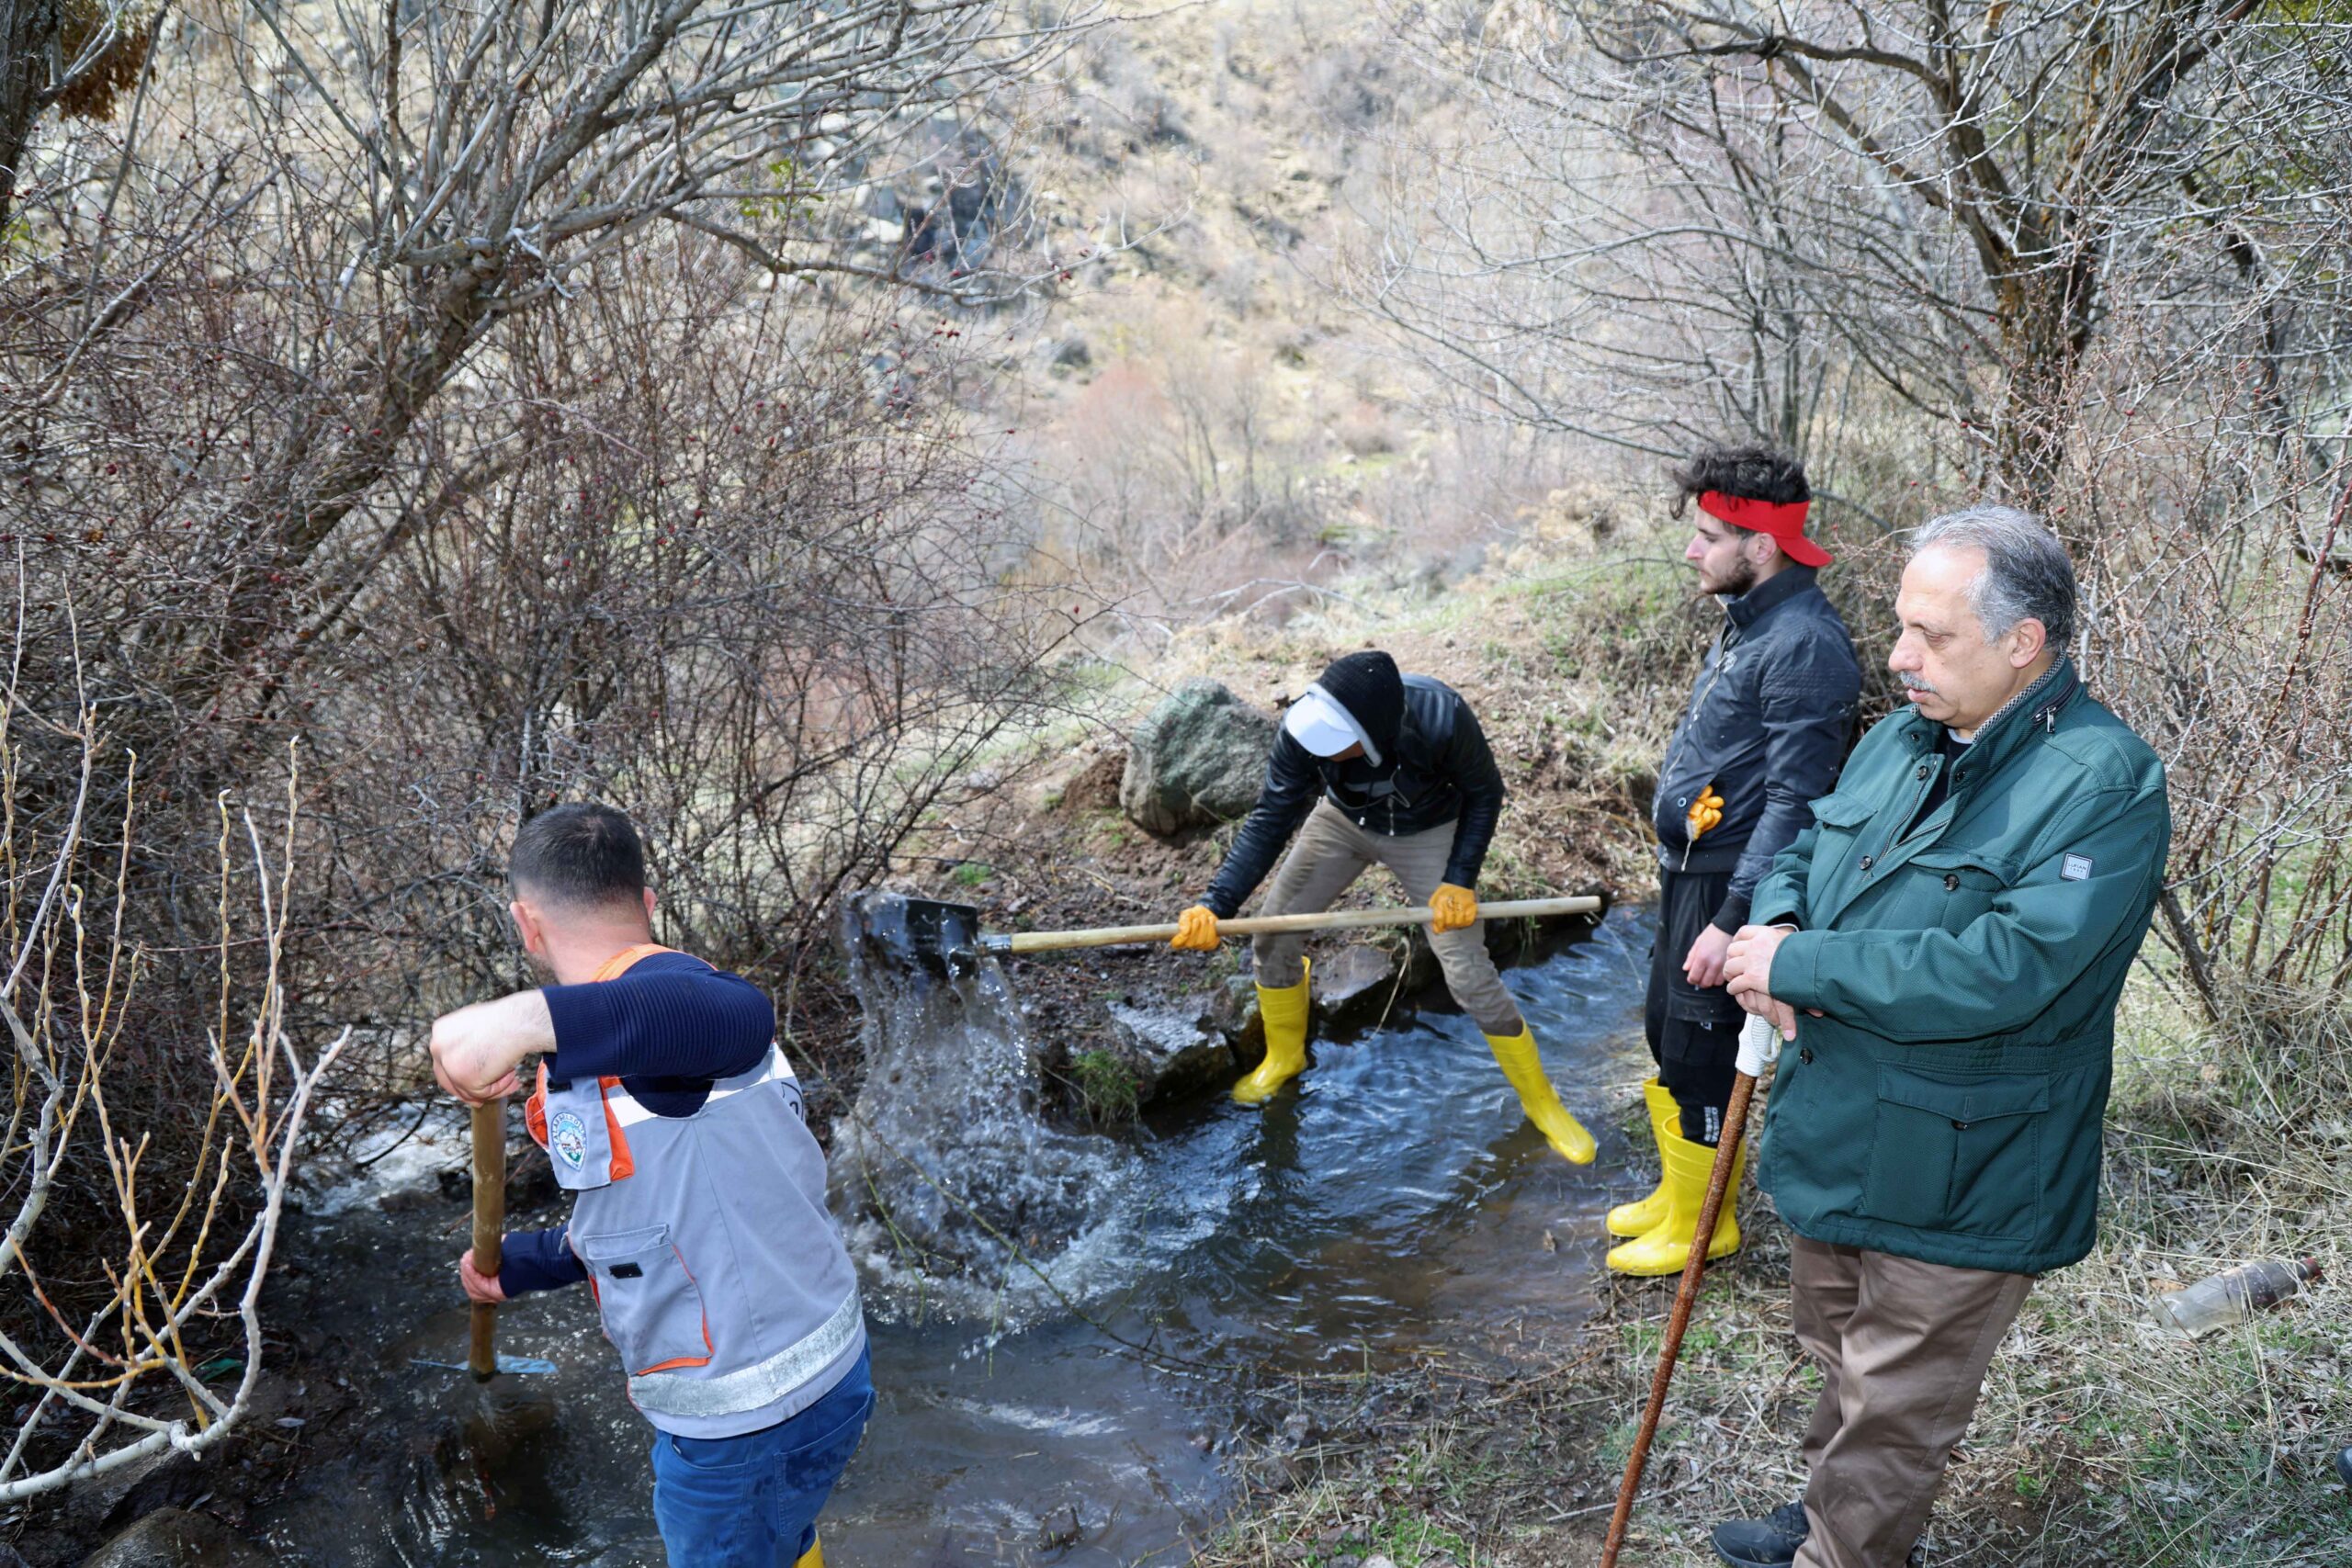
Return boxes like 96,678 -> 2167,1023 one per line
2061,853 -> 2094,882
548,1110 -> 589,1170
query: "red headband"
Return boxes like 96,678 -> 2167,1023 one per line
1698,490 -> 1832,567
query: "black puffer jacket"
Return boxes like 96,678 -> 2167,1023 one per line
1204,674 -> 1505,918
1653,564 -> 1862,931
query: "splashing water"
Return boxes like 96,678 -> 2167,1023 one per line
829,892 -> 1133,1321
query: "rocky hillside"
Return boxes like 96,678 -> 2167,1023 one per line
959,0 -> 1602,621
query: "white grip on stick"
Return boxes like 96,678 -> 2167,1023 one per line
1735,1011 -> 1781,1078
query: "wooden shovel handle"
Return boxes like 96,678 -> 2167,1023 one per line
985,894 -> 1604,954
468,1098 -> 507,1382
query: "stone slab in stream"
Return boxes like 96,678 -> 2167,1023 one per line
1312,942 -> 1406,1031
84,1508 -> 270,1568
1106,1000 -> 1235,1102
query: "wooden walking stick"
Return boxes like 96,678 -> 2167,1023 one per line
468,1098 -> 508,1382
1597,1014 -> 1776,1567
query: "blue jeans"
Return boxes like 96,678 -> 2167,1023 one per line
650,1347 -> 874,1566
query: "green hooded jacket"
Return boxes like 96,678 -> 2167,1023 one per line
1748,656 -> 2170,1273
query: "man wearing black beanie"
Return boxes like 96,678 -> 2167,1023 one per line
1169,651 -> 1596,1164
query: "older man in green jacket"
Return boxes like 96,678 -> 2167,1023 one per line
1711,505 -> 2170,1568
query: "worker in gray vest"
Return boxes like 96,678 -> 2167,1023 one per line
432,804 -> 867,1568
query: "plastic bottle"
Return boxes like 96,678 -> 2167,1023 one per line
2156,1257 -> 2322,1337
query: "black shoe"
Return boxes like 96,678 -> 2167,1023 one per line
1711,1500 -> 1809,1568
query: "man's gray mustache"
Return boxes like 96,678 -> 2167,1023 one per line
1900,674 -> 1939,694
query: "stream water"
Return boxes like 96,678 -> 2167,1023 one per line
257,907 -> 1654,1567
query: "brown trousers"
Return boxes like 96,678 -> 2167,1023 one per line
1791,1234 -> 2034,1568
1251,800 -> 1524,1036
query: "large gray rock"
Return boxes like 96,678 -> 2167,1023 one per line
1204,973 -> 1265,1068
1311,943 -> 1405,1032
83,1508 -> 269,1568
1119,680 -> 1277,835
1105,1002 -> 1235,1105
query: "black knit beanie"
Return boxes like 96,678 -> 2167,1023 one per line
1315,649 -> 1405,761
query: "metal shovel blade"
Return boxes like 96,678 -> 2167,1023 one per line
412,1353 -> 559,1376
847,892 -> 986,974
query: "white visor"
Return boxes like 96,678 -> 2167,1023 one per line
1283,685 -> 1379,763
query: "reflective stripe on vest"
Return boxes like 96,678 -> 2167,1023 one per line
627,1283 -> 863,1421
604,1045 -> 797,1129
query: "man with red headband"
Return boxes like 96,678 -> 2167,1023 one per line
1605,446 -> 1860,1275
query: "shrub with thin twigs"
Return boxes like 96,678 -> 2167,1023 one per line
0,645 -> 342,1501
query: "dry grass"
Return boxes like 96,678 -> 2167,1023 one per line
1191,972 -> 2352,1567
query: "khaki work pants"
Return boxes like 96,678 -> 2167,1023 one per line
1791,1234 -> 2034,1568
1250,800 -> 1524,1036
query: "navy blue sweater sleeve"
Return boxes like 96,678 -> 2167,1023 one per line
541,952 -> 775,1081
498,1224 -> 587,1296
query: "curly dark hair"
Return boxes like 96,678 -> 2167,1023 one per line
1668,444 -> 1811,515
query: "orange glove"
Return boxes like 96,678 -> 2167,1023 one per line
1430,883 -> 1478,933
1687,784 -> 1725,840
1170,905 -> 1221,951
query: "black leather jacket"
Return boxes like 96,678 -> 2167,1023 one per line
1653,566 -> 1862,931
1204,675 -> 1505,918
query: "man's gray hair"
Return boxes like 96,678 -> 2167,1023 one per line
1910,503 -> 2077,647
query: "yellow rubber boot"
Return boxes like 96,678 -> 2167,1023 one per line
1606,1077 -> 1678,1237
1234,959 -> 1311,1104
793,1538 -> 824,1568
1484,1026 -> 1597,1164
1604,1109 -> 1745,1276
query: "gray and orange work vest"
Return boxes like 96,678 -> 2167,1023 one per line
525,944 -> 865,1438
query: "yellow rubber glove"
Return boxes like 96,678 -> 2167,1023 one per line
1430,883 -> 1478,933
1687,784 -> 1724,840
1170,905 -> 1221,951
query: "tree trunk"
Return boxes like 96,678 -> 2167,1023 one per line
0,1 -> 62,234
1992,244 -> 2101,510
